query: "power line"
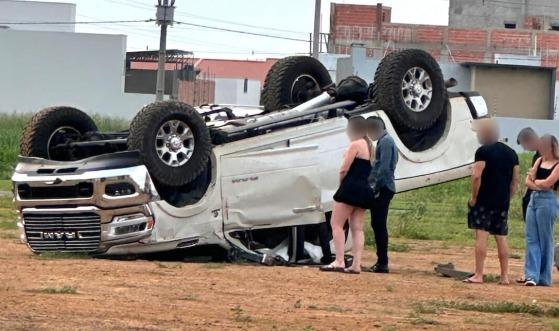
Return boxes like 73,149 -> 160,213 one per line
74,15 -> 292,56
174,21 -> 309,42
0,19 -> 154,25
101,0 -> 308,35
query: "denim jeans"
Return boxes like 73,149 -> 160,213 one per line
525,191 -> 558,286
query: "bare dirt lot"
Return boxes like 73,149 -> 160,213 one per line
2,233 -> 559,331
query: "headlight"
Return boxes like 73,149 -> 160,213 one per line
105,182 -> 136,197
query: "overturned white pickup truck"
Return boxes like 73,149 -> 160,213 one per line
12,49 -> 487,264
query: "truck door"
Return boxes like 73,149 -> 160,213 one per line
221,145 -> 322,231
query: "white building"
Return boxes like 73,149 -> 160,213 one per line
0,0 -> 76,32
0,0 -> 153,118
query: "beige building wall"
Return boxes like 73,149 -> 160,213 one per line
470,66 -> 554,120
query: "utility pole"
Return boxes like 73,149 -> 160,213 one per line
155,0 -> 175,101
312,0 -> 321,58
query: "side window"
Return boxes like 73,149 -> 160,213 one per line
504,21 -> 516,29
243,78 -> 248,94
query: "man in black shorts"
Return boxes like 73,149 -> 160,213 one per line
465,119 -> 520,285
517,127 -> 541,221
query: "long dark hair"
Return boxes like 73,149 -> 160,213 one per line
541,134 -> 559,160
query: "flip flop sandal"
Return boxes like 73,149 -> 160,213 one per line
319,264 -> 345,272
516,278 -> 526,284
343,268 -> 361,274
462,278 -> 483,284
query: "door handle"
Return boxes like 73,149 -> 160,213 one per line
292,205 -> 321,214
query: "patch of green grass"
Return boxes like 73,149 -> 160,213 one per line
413,302 -> 438,314
509,252 -> 522,259
307,305 -> 351,313
388,242 -> 411,252
0,220 -> 17,230
0,180 -> 11,191
0,232 -> 19,239
202,262 -> 226,269
546,319 -> 559,331
154,261 -> 182,269
178,294 -> 200,301
231,305 -> 253,323
29,286 -> 77,294
33,252 -> 91,260
483,274 -> 497,283
408,312 -> 439,325
420,300 -> 556,316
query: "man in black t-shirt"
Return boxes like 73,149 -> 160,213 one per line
517,127 -> 541,221
465,119 -> 520,285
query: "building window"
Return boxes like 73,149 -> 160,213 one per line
243,78 -> 248,94
382,12 -> 386,22
504,21 -> 516,29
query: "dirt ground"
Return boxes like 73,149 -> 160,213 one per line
1,233 -> 559,331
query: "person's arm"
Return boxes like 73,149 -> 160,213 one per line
470,161 -> 485,206
510,165 -> 520,199
339,143 -> 358,183
375,138 -> 395,188
525,157 -> 542,191
535,164 -> 559,190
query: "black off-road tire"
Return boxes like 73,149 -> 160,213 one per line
128,101 -> 211,187
261,56 -> 333,112
20,106 -> 98,160
373,49 -> 445,131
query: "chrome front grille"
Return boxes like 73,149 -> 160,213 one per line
23,212 -> 101,252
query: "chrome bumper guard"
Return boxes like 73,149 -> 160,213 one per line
12,161 -> 160,253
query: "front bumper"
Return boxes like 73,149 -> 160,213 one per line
12,152 -> 160,253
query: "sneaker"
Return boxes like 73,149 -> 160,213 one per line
525,279 -> 537,286
368,263 -> 389,273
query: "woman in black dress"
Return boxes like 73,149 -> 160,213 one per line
320,116 -> 373,274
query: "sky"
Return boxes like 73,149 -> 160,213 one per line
41,0 -> 450,58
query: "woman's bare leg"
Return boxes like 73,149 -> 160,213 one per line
348,208 -> 366,272
331,202 -> 353,267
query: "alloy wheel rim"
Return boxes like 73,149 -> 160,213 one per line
155,120 -> 195,167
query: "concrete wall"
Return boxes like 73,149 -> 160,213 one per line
0,0 -> 76,32
322,47 -> 472,92
0,29 -> 153,118
449,0 -> 559,30
470,65 -> 555,119
214,78 -> 260,105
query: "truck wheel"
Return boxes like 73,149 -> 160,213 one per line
261,56 -> 333,112
20,106 -> 98,160
373,49 -> 445,131
128,101 -> 211,187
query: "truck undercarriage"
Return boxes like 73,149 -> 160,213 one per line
11,49 -> 487,264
